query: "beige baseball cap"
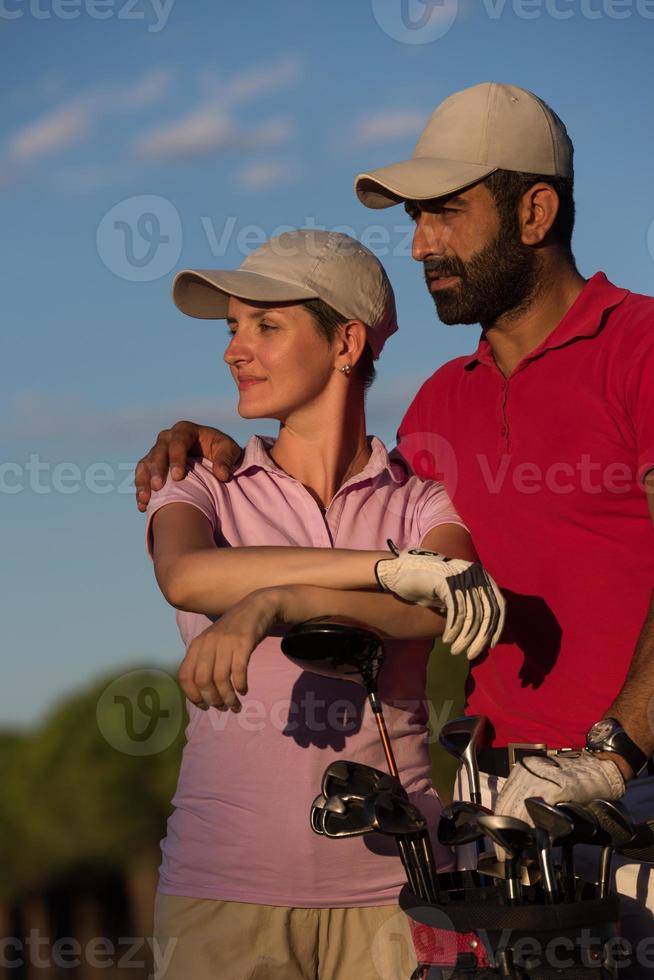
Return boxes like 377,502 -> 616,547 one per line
172,229 -> 398,359
355,82 -> 573,209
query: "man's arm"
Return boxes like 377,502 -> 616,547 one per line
600,471 -> 654,776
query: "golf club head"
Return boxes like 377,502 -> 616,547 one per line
587,799 -> 636,848
281,622 -> 384,688
438,801 -> 493,846
363,791 -> 427,836
438,716 -> 488,803
477,852 -> 542,886
476,814 -> 536,858
525,797 -> 574,844
310,793 -> 327,835
321,760 -> 407,801
320,794 -> 373,838
555,802 -> 600,845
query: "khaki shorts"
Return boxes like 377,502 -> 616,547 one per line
153,891 -> 418,980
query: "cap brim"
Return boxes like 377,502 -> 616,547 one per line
355,158 -> 497,209
172,269 -> 319,319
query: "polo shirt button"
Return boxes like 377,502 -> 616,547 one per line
500,425 -> 507,436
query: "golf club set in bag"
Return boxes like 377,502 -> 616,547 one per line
280,622 -> 654,980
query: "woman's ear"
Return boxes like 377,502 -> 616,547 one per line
336,319 -> 367,369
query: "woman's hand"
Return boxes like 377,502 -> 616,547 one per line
179,588 -> 284,712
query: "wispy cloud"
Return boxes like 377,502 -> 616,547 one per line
2,68 -> 174,171
351,110 -> 428,147
134,110 -> 295,162
134,107 -> 237,159
237,160 -> 301,191
7,100 -> 93,163
224,58 -> 301,104
199,57 -> 302,107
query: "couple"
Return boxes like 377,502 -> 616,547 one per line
142,81 -> 654,980
145,227 -> 504,980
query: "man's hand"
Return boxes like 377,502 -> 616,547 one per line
495,752 -> 626,825
134,421 -> 243,511
178,588 -> 284,712
375,542 -> 505,659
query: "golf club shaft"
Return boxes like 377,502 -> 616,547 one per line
368,688 -> 399,778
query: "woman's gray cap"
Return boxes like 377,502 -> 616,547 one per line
355,82 -> 573,209
172,229 -> 398,359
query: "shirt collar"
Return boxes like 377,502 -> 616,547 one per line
463,272 -> 630,371
234,434 -> 405,486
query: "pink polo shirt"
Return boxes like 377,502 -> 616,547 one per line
398,273 -> 654,750
145,434 -> 462,907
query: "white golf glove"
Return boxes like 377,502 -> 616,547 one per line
375,540 -> 506,660
495,752 -> 625,825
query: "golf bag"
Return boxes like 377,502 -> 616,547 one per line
402,873 -> 621,980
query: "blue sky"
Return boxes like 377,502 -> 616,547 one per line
2,0 -> 654,728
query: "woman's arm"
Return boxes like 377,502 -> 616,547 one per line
179,582 -> 447,712
150,502 -> 476,615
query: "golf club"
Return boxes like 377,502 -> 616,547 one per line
281,622 -> 398,777
364,790 -> 438,903
477,814 -> 535,905
438,715 -> 488,805
587,799 -> 636,898
321,760 -> 407,802
555,801 -> 601,900
522,798 -> 574,904
525,798 -> 574,904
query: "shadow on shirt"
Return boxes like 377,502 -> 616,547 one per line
467,588 -> 562,693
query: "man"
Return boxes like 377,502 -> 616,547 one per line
135,83 -> 654,971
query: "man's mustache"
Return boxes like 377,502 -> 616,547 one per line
423,258 -> 466,278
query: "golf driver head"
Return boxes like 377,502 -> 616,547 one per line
281,622 -> 384,688
321,760 -> 407,802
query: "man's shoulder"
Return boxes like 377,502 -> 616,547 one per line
410,353 -> 474,403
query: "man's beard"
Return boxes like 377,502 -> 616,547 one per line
424,219 -> 540,328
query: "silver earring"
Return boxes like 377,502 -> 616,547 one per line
340,364 -> 352,375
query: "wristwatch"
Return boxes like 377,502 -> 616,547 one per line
585,717 -> 649,776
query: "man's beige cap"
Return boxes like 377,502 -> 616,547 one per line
172,229 -> 398,358
355,82 -> 573,209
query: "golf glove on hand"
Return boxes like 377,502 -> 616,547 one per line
495,752 -> 625,826
375,540 -> 506,659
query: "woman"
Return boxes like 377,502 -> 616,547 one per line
146,229 -> 503,980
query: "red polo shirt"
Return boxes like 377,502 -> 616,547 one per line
398,273 -> 654,748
